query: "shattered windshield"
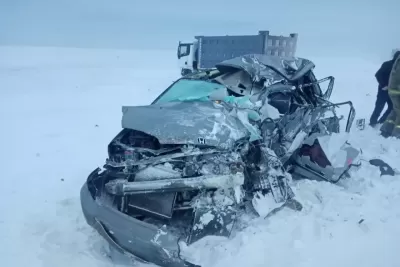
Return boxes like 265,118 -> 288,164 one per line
155,79 -> 226,103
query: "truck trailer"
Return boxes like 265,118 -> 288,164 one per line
177,30 -> 298,76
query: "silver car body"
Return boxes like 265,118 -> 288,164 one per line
80,54 -> 361,267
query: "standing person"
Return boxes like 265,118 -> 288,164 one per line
380,52 -> 400,138
369,51 -> 400,126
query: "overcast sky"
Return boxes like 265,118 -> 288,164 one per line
0,0 -> 398,58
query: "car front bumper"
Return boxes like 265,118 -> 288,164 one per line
80,168 -> 200,267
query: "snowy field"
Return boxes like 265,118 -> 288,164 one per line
1,46 -> 400,267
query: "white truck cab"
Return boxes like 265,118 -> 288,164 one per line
177,40 -> 199,76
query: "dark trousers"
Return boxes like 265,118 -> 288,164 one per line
370,89 -> 393,125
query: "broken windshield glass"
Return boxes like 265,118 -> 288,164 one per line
155,79 -> 226,103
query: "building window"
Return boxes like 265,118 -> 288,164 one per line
281,51 -> 285,56
283,40 -> 286,47
268,39 -> 273,46
274,50 -> 278,56
275,39 -> 279,46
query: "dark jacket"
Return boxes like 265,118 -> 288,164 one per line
376,51 -> 400,90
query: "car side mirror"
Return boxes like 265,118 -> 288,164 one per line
208,87 -> 229,101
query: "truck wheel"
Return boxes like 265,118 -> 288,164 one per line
181,68 -> 192,76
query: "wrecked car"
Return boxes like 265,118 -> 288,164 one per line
80,54 -> 361,267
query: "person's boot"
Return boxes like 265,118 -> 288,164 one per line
392,126 -> 400,139
380,120 -> 394,138
370,123 -> 381,129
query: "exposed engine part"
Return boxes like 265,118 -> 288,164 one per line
105,174 -> 245,196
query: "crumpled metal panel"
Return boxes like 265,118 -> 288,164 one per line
216,54 -> 315,82
121,101 -> 249,150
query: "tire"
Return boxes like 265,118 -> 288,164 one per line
181,68 -> 192,76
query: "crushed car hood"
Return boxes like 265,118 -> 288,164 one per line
121,100 -> 250,149
216,54 -> 315,82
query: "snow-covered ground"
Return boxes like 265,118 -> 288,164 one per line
1,46 -> 400,267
